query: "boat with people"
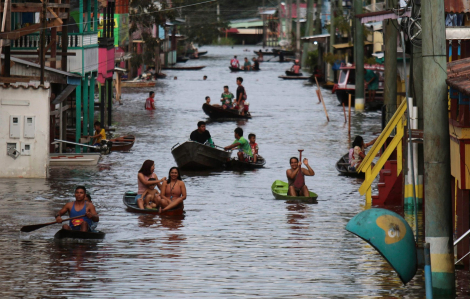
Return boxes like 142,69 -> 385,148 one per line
225,156 -> 266,170
202,103 -> 251,119
54,229 -> 106,240
271,180 -> 318,204
285,70 -> 303,76
335,153 -> 365,178
171,140 -> 232,170
332,63 -> 384,107
109,135 -> 135,152
122,191 -> 185,216
162,66 -> 206,71
228,66 -> 260,72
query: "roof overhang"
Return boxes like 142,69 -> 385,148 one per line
301,33 -> 330,43
333,41 -> 372,49
446,27 -> 470,40
356,8 -> 411,23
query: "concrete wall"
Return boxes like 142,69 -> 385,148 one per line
0,86 -> 51,178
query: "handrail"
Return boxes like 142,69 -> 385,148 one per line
357,100 -> 407,204
454,229 -> 470,247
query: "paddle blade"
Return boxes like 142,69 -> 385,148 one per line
20,221 -> 56,232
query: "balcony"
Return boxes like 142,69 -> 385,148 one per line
11,32 -> 98,50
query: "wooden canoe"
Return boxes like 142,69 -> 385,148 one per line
278,75 -> 311,80
254,50 -> 275,56
285,70 -> 303,76
162,66 -> 206,71
335,153 -> 365,178
271,180 -> 318,204
121,81 -> 156,88
225,156 -> 266,170
54,229 -> 106,240
109,135 -> 135,152
198,51 -> 208,56
202,103 -> 251,120
177,56 -> 189,63
122,192 -> 185,216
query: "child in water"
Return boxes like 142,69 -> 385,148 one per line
140,178 -> 163,209
248,133 -> 259,163
85,194 -> 98,232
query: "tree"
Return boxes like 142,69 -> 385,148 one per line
129,0 -> 176,69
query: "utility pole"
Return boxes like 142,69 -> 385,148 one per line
422,0 -> 454,295
353,0 -> 364,110
279,0 -> 284,45
296,0 -> 300,58
287,0 -> 292,47
383,0 -> 397,122
262,0 -> 266,48
217,3 -> 220,44
39,0 -> 47,85
328,0 -> 334,82
301,0 -> 314,68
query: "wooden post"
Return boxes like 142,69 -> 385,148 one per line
61,12 -> 68,71
51,27 -> 57,68
316,89 -> 329,121
342,103 -> 347,123
39,0 -> 47,85
348,93 -> 352,133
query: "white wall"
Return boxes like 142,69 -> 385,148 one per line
0,86 -> 51,178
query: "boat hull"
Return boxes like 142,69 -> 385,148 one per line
171,141 -> 232,170
123,192 -> 184,216
335,153 -> 365,178
225,156 -> 266,170
54,229 -> 105,240
50,153 -> 101,166
162,66 -> 206,71
202,103 -> 251,119
109,135 -> 135,152
285,70 -> 303,76
271,180 -> 318,203
278,75 -> 310,80
121,81 -> 156,88
228,66 -> 260,72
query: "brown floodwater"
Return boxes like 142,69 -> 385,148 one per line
0,45 -> 442,298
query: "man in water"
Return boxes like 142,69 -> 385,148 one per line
235,77 -> 247,115
230,55 -> 240,68
55,186 -> 99,232
190,121 -> 214,146
224,127 -> 253,162
145,91 -> 156,110
252,57 -> 260,70
286,157 -> 315,197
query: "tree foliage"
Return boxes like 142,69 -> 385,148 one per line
129,0 -> 175,68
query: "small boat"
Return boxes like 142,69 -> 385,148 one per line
285,70 -> 303,76
171,141 -> 232,170
156,73 -> 167,79
109,135 -> 135,152
122,192 -> 184,216
198,51 -> 208,56
228,66 -> 260,72
336,153 -> 365,178
54,229 -> 106,240
254,50 -> 275,56
177,56 -> 189,63
278,75 -> 311,80
202,103 -> 251,120
50,153 -> 101,166
225,156 -> 266,170
271,180 -> 318,204
121,80 -> 156,88
162,66 -> 206,71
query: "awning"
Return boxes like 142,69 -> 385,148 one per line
113,67 -> 127,72
52,85 -> 77,105
446,27 -> 470,40
301,33 -> 330,43
259,9 -> 277,15
364,21 -> 383,31
333,41 -> 372,49
226,28 -> 240,34
236,28 -> 262,35
356,9 -> 411,23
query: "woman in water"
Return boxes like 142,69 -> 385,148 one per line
159,167 -> 187,212
137,160 -> 165,209
349,136 -> 377,170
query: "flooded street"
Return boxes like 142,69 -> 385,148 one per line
0,46 -> 428,298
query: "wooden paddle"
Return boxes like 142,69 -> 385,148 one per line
20,214 -> 86,232
293,149 -> 305,189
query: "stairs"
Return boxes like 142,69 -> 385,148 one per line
371,160 -> 403,206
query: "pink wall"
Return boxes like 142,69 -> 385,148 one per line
98,47 -> 115,84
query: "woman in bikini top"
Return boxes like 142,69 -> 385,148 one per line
160,167 -> 187,211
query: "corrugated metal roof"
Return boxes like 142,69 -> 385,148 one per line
445,0 -> 470,13
1,54 -> 81,78
447,57 -> 470,95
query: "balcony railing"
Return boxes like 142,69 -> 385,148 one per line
12,32 -> 98,49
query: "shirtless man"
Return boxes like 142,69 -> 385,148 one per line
286,157 -> 315,197
55,186 -> 99,232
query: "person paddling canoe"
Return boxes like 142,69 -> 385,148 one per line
286,157 -> 315,197
55,186 -> 99,232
